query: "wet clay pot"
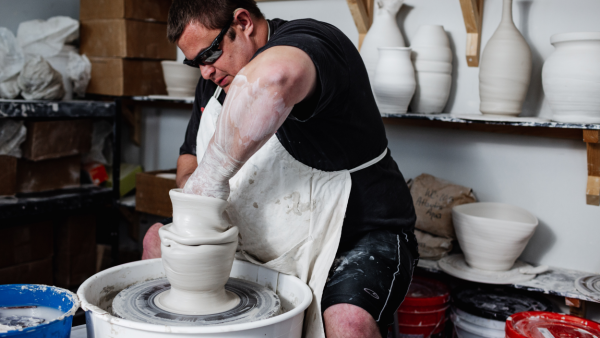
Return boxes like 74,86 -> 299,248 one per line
157,189 -> 240,315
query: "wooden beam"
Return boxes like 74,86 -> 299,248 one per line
585,130 -> 600,206
347,0 -> 372,50
459,0 -> 484,67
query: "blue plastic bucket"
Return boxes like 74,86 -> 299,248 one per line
0,284 -> 79,338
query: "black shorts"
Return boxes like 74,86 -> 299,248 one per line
322,229 -> 419,337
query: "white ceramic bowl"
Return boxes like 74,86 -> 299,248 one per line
161,61 -> 201,97
452,202 -> 538,271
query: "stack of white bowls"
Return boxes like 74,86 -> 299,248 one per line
160,61 -> 201,97
410,25 -> 453,114
452,202 -> 538,271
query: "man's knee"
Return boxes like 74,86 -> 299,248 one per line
142,223 -> 164,260
324,303 -> 381,338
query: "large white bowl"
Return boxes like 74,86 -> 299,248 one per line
452,202 -> 538,271
161,61 -> 201,97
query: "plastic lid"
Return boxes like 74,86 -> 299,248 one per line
452,286 -> 553,321
402,276 -> 450,307
506,311 -> 600,338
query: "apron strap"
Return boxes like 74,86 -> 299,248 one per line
348,148 -> 388,173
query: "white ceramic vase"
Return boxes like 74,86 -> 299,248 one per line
360,0 -> 405,88
374,47 -> 416,115
542,32 -> 600,123
479,0 -> 532,116
452,202 -> 538,271
410,25 -> 453,114
157,189 -> 240,315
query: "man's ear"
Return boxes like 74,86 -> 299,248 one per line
234,9 -> 254,36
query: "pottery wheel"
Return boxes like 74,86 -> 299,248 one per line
438,254 -> 536,285
575,275 -> 600,301
112,277 -> 280,326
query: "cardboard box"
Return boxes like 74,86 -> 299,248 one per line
21,120 -> 92,161
0,222 -> 53,269
136,169 -> 177,217
54,214 -> 97,288
87,57 -> 167,96
80,19 -> 176,59
80,0 -> 172,22
0,155 -> 17,196
0,257 -> 53,285
16,155 -> 81,193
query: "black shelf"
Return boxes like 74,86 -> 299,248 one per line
0,99 -> 115,119
0,186 -> 113,223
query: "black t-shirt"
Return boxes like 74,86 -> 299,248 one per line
180,18 -> 415,246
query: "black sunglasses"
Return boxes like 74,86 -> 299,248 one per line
183,16 -> 235,68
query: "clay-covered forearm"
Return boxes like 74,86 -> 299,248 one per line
183,46 -> 316,198
183,72 -> 293,198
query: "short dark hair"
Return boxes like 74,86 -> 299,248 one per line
167,0 -> 265,43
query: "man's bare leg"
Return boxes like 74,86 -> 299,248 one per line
324,303 -> 382,338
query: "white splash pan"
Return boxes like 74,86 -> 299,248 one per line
77,258 -> 312,338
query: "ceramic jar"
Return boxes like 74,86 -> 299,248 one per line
410,25 -> 453,114
542,32 -> 600,123
452,202 -> 538,271
374,47 -> 416,115
360,0 -> 405,87
479,0 -> 532,116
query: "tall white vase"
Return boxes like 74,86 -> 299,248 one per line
542,32 -> 600,123
479,0 -> 532,116
374,47 -> 416,115
410,25 -> 453,114
360,0 -> 405,88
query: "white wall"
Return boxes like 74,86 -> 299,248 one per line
0,0 -> 79,34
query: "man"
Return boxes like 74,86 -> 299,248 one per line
142,0 -> 418,336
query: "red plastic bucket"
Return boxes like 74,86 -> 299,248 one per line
399,319 -> 446,336
506,311 -> 600,338
397,276 -> 450,337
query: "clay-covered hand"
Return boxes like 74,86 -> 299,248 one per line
182,142 -> 240,199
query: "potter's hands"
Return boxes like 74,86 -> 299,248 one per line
182,143 -> 237,200
183,46 -> 316,200
142,223 -> 164,260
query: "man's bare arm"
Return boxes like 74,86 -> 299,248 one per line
183,46 -> 317,198
176,154 -> 197,188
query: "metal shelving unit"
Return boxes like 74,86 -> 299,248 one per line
0,98 -> 122,265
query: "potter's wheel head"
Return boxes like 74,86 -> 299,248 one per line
112,277 -> 280,326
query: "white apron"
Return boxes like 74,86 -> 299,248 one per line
196,86 -> 387,337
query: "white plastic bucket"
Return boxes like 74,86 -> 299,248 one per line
451,309 -> 505,338
77,259 -> 313,338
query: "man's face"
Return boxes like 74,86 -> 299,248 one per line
177,20 -> 254,93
